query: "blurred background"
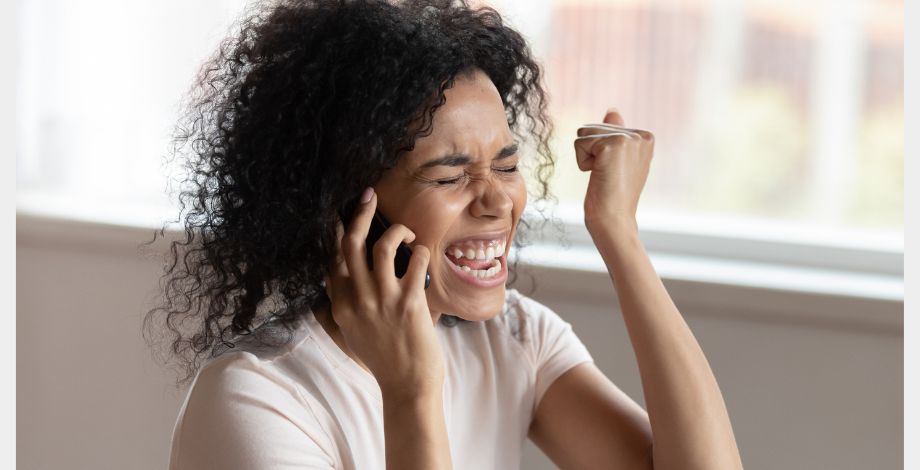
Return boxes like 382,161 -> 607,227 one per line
15,0 -> 903,469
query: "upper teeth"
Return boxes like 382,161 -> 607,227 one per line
448,240 -> 506,260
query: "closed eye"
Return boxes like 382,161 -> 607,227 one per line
436,175 -> 464,185
434,164 -> 518,185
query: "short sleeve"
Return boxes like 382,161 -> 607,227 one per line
512,292 -> 595,413
169,352 -> 338,470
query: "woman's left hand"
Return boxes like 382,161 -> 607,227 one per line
574,109 -> 655,234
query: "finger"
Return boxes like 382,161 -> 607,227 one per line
323,219 -> 348,299
372,223 -> 416,290
402,243 -> 431,291
574,122 -> 645,172
584,122 -> 656,144
341,188 -> 376,295
573,132 -> 631,171
331,219 -> 348,279
325,220 -> 350,304
577,124 -> 641,139
604,108 -> 626,126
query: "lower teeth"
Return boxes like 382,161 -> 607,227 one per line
459,259 -> 501,279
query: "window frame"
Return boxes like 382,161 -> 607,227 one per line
517,204 -> 903,303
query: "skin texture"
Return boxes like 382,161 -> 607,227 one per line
375,70 -> 526,323
143,0 -> 558,393
318,69 -> 525,379
318,70 -> 525,470
524,111 -> 743,469
319,75 -> 743,469
142,1 -> 713,468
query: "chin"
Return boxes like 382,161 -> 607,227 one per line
430,285 -> 507,322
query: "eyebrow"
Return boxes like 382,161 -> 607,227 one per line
417,141 -> 519,170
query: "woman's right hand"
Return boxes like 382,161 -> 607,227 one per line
324,187 -> 444,398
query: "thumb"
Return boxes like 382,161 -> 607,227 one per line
604,107 -> 625,126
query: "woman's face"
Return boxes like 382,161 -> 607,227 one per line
375,69 -> 527,321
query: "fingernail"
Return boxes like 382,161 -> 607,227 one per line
606,107 -> 619,115
360,187 -> 374,203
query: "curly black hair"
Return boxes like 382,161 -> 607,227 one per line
142,0 -> 558,389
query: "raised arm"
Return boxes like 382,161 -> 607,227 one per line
528,109 -> 743,470
579,109 -> 743,469
589,218 -> 743,470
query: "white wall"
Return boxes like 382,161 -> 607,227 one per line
16,212 -> 902,469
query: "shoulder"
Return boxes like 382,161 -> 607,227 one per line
180,308 -> 327,430
188,350 -> 295,406
495,288 -> 594,367
473,289 -> 580,367
209,307 -> 311,362
175,351 -> 311,441
170,349 -> 338,469
492,288 -> 577,344
179,315 -> 315,420
497,290 -> 595,413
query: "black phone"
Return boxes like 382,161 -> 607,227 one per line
339,202 -> 431,289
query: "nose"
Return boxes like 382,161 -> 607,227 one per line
469,178 -> 513,219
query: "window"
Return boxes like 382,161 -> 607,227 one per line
16,0 -> 904,285
492,0 -> 902,244
16,0 -> 251,217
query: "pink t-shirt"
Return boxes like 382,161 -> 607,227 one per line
168,288 -> 594,469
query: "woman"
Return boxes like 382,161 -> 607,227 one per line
148,0 -> 743,468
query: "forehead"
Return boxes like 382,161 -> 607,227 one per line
402,71 -> 514,166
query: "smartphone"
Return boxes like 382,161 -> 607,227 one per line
339,202 -> 431,289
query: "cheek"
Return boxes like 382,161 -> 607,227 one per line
400,192 -> 468,248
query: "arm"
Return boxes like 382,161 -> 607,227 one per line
382,389 -> 453,470
590,218 -> 743,470
327,188 -> 452,469
529,109 -> 742,470
528,361 -> 654,470
581,109 -> 742,469
530,222 -> 744,470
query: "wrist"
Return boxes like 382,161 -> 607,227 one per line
586,213 -> 639,240
381,386 -> 451,470
380,382 -> 443,405
381,387 -> 444,423
586,215 -> 644,266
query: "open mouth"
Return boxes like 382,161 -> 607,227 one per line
443,238 -> 507,283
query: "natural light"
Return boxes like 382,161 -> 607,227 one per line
15,0 -> 904,268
